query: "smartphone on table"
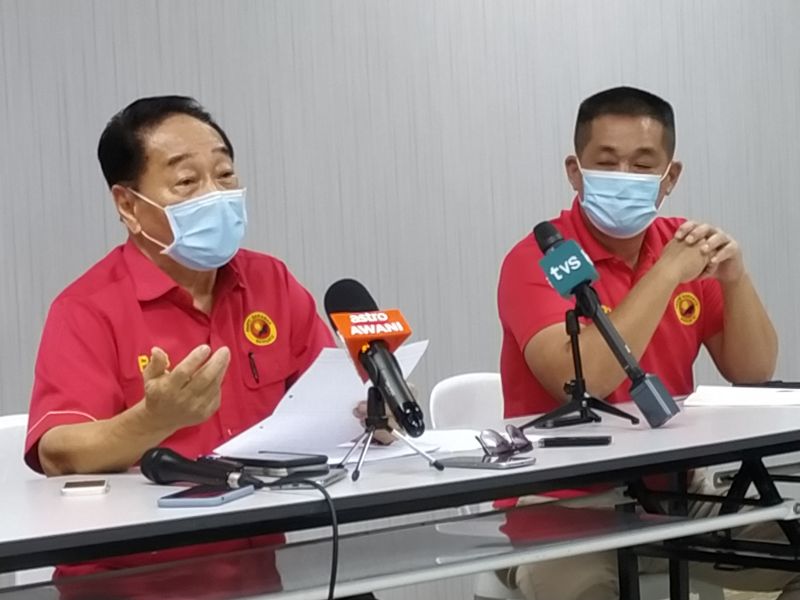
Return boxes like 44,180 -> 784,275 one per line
270,467 -> 348,489
438,454 -> 536,470
61,479 -> 110,496
210,451 -> 329,477
157,485 -> 255,508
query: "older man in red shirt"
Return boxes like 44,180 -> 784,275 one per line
25,96 -> 376,599
497,87 -> 797,600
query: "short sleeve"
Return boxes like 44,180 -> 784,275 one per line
700,277 -> 725,342
284,271 -> 335,381
25,298 -> 124,473
498,239 -> 574,352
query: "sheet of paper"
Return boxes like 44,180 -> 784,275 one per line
214,340 -> 429,462
684,385 -> 800,407
328,428 -> 484,463
411,428 -> 545,454
330,439 -> 440,464
413,429 -> 483,453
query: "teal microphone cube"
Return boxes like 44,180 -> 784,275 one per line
539,240 -> 599,298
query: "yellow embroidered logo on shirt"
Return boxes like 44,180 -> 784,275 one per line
674,292 -> 701,326
138,355 -> 149,373
244,311 -> 277,346
601,304 -> 612,315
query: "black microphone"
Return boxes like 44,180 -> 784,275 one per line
324,279 -> 425,437
140,448 -> 264,489
533,221 -> 565,254
533,221 -> 680,428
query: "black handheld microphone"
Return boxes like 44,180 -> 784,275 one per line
324,279 -> 425,437
140,448 -> 264,489
534,221 -> 680,428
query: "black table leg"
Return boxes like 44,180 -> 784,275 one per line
617,502 -> 641,600
669,471 -> 690,600
669,555 -> 689,600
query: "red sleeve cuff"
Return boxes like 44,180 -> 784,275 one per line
516,314 -> 565,353
24,411 -> 97,474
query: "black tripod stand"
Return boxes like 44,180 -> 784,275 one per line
521,308 -> 639,429
337,386 -> 444,481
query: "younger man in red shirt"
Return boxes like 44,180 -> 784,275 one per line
498,87 -> 795,600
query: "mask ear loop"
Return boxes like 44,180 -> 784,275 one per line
656,161 -> 674,204
659,161 -> 673,182
127,188 -> 171,250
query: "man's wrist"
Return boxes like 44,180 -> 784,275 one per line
134,400 -> 179,439
720,270 -> 749,291
650,258 -> 682,289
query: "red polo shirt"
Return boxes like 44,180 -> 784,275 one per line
25,239 -> 334,582
498,198 -> 724,418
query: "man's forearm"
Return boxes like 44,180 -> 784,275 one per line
578,261 -> 681,396
715,273 -> 778,382
38,402 -> 177,476
528,261 -> 681,401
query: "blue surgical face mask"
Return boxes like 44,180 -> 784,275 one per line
578,163 -> 671,239
129,188 -> 247,271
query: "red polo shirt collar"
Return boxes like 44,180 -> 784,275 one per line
567,196 -> 661,269
121,239 -> 245,302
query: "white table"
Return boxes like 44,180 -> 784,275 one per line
3,403 -> 800,598
8,501 -> 797,600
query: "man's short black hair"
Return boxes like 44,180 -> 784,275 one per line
574,86 -> 675,157
97,95 -> 234,188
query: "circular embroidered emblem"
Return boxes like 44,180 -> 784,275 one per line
244,311 -> 277,346
674,292 -> 701,326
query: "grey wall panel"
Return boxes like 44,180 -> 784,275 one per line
0,0 -> 798,419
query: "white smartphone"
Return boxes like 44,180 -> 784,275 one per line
438,454 -> 536,470
61,479 -> 110,496
157,485 -> 255,508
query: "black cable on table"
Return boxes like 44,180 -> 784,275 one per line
267,480 -> 339,600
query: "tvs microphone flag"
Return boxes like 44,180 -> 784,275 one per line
538,239 -> 599,299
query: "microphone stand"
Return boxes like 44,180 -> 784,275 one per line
521,293 -> 640,430
338,386 -> 444,481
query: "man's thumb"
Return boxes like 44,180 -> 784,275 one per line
143,347 -> 169,381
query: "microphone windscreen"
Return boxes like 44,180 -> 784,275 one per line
533,221 -> 563,254
324,279 -> 379,328
140,447 -> 175,484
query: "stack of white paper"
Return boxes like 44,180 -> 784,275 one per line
215,341 -> 431,463
684,385 -> 800,407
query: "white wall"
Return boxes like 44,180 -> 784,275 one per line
1,0 -> 799,418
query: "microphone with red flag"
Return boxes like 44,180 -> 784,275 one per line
324,279 -> 425,437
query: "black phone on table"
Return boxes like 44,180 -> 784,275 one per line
537,436 -> 612,448
209,451 -> 329,477
270,467 -> 348,489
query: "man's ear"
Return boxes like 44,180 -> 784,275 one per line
112,185 -> 141,234
565,155 -> 581,193
663,161 -> 683,195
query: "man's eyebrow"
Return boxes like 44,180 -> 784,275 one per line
165,152 -> 195,167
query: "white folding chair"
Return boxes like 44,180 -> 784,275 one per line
0,413 -> 54,587
429,372 -> 506,430
0,414 -> 36,484
428,374 -> 724,600
430,373 -> 523,600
